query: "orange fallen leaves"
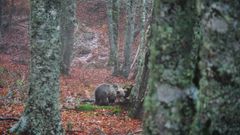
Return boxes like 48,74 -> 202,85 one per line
0,0 -> 141,133
0,54 -> 141,135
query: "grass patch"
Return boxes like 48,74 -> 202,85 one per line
0,80 -> 5,87
75,103 -> 96,111
75,103 -> 121,114
111,106 -> 121,115
96,105 -> 115,110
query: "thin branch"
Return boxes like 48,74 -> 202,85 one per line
127,130 -> 143,135
0,117 -> 19,121
130,44 -> 140,70
66,130 -> 83,133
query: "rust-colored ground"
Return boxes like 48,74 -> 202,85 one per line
0,53 -> 141,134
0,0 -> 141,134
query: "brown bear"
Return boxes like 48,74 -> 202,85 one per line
94,83 -> 125,106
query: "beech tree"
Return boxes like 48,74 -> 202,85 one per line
60,0 -> 76,75
106,0 -> 121,75
122,0 -> 136,78
128,0 -> 149,119
10,0 -> 64,134
191,1 -> 240,134
144,0 -> 198,134
0,0 -> 2,36
144,0 -> 240,135
0,0 -> 6,35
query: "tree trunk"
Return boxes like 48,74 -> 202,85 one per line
7,0 -> 14,30
60,0 -> 76,75
106,0 -> 120,75
191,1 -> 240,134
128,0 -> 148,119
129,47 -> 149,119
10,0 -> 64,134
144,0 -> 198,135
122,0 -> 136,78
0,0 -> 7,35
0,0 -> 2,36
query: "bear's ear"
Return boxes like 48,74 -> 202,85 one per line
112,84 -> 118,89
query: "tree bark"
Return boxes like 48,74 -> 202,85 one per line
128,0 -> 148,119
0,0 -> 2,36
122,0 -> 136,78
10,0 -> 64,134
7,0 -> 14,31
106,0 -> 120,75
191,1 -> 240,134
60,0 -> 76,75
129,47 -> 149,119
144,0 -> 198,134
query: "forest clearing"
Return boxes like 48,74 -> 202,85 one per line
0,0 -> 239,135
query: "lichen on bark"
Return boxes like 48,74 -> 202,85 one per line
144,0 -> 240,135
10,0 -> 64,134
60,0 -> 76,75
128,0 -> 149,119
191,1 -> 240,135
144,0 -> 198,134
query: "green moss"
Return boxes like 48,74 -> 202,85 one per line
111,106 -> 121,115
0,79 -> 5,87
75,104 -> 121,114
0,66 -> 6,74
75,104 -> 96,111
190,1 -> 240,135
144,0 -> 199,135
16,79 -> 24,87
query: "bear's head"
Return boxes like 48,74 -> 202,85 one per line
112,84 -> 125,103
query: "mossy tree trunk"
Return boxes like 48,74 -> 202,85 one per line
129,0 -> 149,119
191,1 -> 240,134
129,47 -> 149,119
10,0 -> 64,134
144,0 -> 198,134
60,0 -> 76,75
106,0 -> 121,75
144,0 -> 240,135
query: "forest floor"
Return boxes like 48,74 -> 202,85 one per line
0,54 -> 141,135
0,0 -> 142,134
